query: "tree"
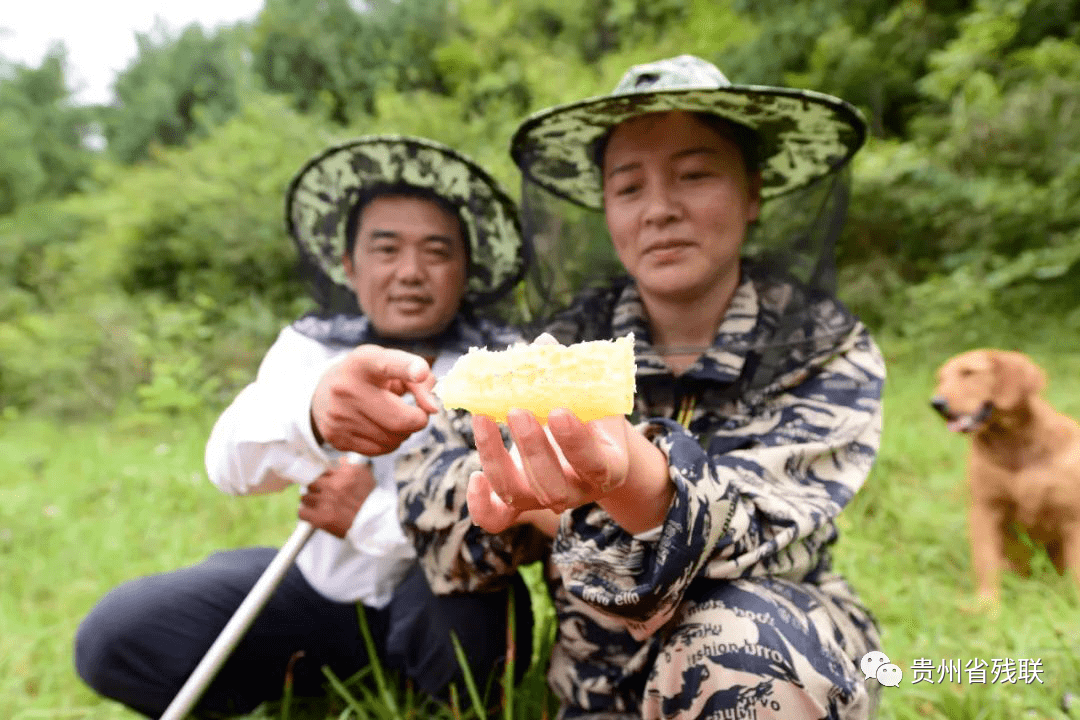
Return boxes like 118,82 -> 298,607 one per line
0,45 -> 94,215
103,22 -> 248,164
251,0 -> 452,124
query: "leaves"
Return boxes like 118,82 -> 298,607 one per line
104,22 -> 250,164
2,0 -> 1079,416
0,46 -> 94,214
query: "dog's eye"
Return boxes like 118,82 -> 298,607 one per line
959,369 -> 974,377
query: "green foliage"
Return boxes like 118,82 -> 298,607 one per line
725,0 -> 848,82
88,92 -> 338,308
251,0 -> 452,124
793,2 -> 960,137
104,22 -> 250,164
128,295 -> 231,417
0,200 -> 86,313
2,0 -> 1078,417
0,94 -> 330,416
0,46 -> 95,215
835,0 -> 1080,339
0,297 -> 138,416
251,0 -> 380,123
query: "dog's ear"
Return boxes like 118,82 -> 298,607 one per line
990,351 -> 1047,410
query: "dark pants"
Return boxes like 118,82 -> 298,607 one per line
74,547 -> 532,718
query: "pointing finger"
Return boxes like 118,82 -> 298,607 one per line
407,375 -> 439,414
358,346 -> 432,384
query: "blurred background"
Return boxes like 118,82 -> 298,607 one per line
1,0 -> 1078,418
2,1 -> 1079,718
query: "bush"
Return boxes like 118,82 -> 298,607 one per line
0,94 -> 333,417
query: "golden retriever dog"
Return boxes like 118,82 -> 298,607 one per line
931,349 -> 1080,607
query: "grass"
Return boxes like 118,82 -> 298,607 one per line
3,335 -> 1080,720
832,338 -> 1080,720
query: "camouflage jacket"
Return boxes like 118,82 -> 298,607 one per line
397,266 -> 884,643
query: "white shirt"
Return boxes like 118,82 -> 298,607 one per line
204,325 -> 459,608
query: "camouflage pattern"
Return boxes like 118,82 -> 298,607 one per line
286,135 -> 528,306
510,55 -> 867,210
397,266 -> 885,719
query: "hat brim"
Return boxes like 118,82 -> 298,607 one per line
286,135 -> 527,306
510,85 -> 867,210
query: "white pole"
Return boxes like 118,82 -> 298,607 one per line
159,520 -> 317,720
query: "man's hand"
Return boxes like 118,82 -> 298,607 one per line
311,345 -> 439,455
298,458 -> 377,539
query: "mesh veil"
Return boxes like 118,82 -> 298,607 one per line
517,165 -> 858,396
291,242 -> 523,357
293,213 -> 525,325
297,250 -> 362,316
289,191 -> 527,354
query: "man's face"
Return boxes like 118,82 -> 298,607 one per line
343,195 -> 468,339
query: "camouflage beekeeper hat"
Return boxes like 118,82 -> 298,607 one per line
510,54 -> 868,209
286,135 -> 528,306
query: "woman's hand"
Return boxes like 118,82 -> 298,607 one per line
466,407 -> 672,535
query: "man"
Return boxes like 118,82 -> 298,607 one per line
74,136 -> 532,718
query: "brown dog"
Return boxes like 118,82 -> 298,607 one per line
931,349 -> 1080,606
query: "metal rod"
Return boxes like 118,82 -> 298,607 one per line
159,520 -> 316,720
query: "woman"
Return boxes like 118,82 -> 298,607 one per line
399,57 -> 884,719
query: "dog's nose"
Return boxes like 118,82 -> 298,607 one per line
930,396 -> 949,416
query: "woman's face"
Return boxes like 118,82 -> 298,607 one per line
601,111 -> 761,304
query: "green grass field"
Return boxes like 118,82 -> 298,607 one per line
4,337 -> 1080,720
